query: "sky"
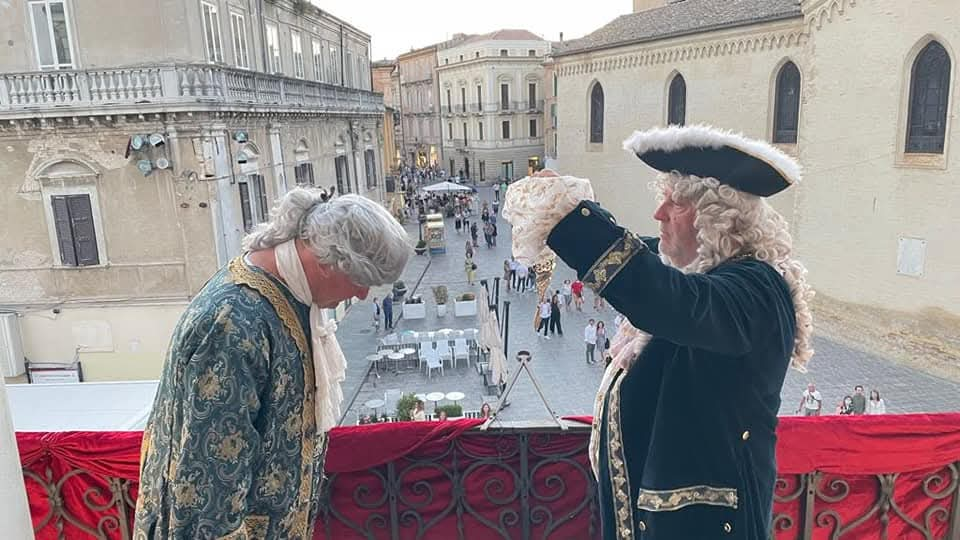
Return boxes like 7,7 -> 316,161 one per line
316,0 -> 630,60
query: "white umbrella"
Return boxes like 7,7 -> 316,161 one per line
420,181 -> 473,193
478,306 -> 507,388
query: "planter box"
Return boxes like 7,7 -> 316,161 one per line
454,298 -> 477,317
403,302 -> 426,320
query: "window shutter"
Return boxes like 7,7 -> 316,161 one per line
252,174 -> 269,221
67,195 -> 100,266
51,196 -> 78,266
238,182 -> 253,231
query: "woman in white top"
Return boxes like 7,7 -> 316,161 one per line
867,390 -> 886,414
537,299 -> 552,339
411,400 -> 427,421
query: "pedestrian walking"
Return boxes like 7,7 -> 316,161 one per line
584,319 -> 597,364
549,292 -> 563,336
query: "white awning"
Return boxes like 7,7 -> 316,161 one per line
7,380 -> 158,431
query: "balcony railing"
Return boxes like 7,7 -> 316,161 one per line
0,64 -> 383,116
16,417 -> 960,539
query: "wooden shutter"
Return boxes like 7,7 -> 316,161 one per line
252,174 -> 269,221
51,196 -> 78,266
67,195 -> 100,266
238,182 -> 253,231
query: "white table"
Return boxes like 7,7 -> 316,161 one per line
388,352 -> 405,373
425,391 -> 445,411
445,391 -> 465,405
364,398 -> 386,417
366,354 -> 382,378
400,348 -> 417,370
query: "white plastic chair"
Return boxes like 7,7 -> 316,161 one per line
438,342 -> 454,369
453,338 -> 470,368
383,389 -> 402,416
425,350 -> 443,379
418,342 -> 434,372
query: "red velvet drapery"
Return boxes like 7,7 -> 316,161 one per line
15,413 -> 960,539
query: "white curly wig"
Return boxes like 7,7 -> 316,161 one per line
242,188 -> 411,288
655,171 -> 815,371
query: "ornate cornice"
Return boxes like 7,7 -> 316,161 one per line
556,28 -> 805,77
804,0 -> 858,33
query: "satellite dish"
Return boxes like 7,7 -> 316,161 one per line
130,135 -> 146,151
137,160 -> 153,176
149,133 -> 166,147
155,157 -> 171,170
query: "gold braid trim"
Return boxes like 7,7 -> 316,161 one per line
583,232 -> 647,295
636,485 -> 739,512
228,257 -> 317,540
606,371 -> 635,537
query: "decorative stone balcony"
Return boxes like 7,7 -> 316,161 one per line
0,64 -> 383,119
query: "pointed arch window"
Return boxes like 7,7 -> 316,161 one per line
773,61 -> 801,143
668,74 -> 686,126
589,83 -> 604,143
906,41 -> 951,154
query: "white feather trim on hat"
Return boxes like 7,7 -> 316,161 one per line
621,124 -> 802,186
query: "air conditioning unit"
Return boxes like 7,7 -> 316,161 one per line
0,312 -> 26,377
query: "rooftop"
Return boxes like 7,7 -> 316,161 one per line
555,0 -> 802,56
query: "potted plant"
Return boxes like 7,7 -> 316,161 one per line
396,393 -> 419,421
432,285 -> 449,317
454,292 -> 478,317
414,240 -> 427,255
392,280 -> 408,301
403,294 -> 426,320
436,403 -> 464,419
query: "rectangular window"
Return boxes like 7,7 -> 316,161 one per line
500,83 -> 509,110
479,160 -> 485,180
312,39 -> 324,81
529,119 -> 538,138
528,83 -> 537,109
51,194 -> 99,266
463,122 -> 468,145
294,163 -> 315,185
479,121 -> 484,140
229,12 -> 249,68
291,31 -> 304,78
528,49 -> 536,57
459,54 -> 463,62
345,49 -> 353,87
364,149 -> 377,189
500,49 -> 508,57
446,89 -> 451,111
28,0 -> 75,70
266,23 -> 281,73
476,85 -> 482,109
448,122 -> 453,139
460,87 -> 466,112
501,121 -> 510,139
551,103 -> 557,128
200,2 -> 224,63
335,155 -> 350,193
553,74 -> 558,96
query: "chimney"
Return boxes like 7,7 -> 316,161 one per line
633,0 -> 667,12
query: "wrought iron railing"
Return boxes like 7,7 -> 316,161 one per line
0,64 -> 383,116
18,424 -> 960,539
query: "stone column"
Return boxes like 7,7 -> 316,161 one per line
0,377 -> 34,539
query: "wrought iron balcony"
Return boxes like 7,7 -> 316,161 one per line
0,64 -> 383,118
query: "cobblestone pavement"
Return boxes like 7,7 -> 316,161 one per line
334,186 -> 960,425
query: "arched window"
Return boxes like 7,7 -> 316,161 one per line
668,74 -> 686,126
589,83 -> 604,143
906,41 -> 951,154
773,61 -> 801,143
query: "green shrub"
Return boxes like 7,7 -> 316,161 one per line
436,403 -> 463,418
396,393 -> 419,421
432,285 -> 448,305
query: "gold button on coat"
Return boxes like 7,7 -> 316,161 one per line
581,208 -> 591,216
637,520 -> 646,531
723,522 -> 732,533
741,430 -> 750,441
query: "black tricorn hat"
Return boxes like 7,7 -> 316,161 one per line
622,125 -> 801,197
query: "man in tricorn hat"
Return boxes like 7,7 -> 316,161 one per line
503,125 -> 815,539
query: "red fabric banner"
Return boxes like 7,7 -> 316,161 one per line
15,413 -> 960,539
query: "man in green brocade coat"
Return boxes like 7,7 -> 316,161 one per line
134,188 -> 411,539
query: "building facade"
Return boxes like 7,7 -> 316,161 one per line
436,30 -> 550,182
0,0 -> 385,382
397,45 -> 441,168
552,0 -> 959,318
372,59 -> 402,173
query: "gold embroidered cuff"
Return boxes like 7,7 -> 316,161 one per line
583,232 -> 647,294
636,485 -> 739,512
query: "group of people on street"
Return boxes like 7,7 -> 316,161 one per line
798,383 -> 887,415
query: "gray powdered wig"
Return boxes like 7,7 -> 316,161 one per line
243,188 -> 411,287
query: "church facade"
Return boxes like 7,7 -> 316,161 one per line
552,0 -> 959,318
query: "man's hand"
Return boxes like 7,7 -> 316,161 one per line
501,171 -> 594,266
